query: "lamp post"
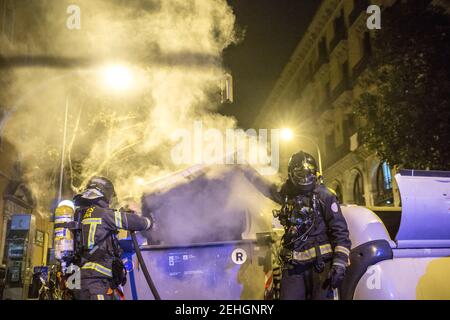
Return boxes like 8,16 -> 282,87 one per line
57,96 -> 69,203
280,128 -> 324,178
100,64 -> 134,92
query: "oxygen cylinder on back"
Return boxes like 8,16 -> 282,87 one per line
54,200 -> 75,270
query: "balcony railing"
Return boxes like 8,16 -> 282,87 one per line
331,75 -> 351,102
314,53 -> 329,75
314,38 -> 329,73
330,28 -> 347,53
330,12 -> 347,53
349,0 -> 369,26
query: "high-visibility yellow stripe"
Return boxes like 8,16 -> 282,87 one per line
82,262 -> 112,277
97,294 -> 104,300
335,245 -> 350,256
82,218 -> 102,249
82,218 -> 102,224
292,244 -> 333,262
88,224 -> 96,249
115,211 -> 123,229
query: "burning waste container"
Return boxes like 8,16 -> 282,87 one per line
123,239 -> 273,300
122,164 -> 276,300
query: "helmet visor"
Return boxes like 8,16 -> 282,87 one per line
80,188 -> 104,200
85,177 -> 116,203
290,162 -> 316,186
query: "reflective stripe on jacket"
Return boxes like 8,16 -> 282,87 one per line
81,262 -> 112,277
292,243 -> 333,262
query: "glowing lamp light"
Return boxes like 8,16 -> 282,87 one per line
280,128 -> 294,141
101,64 -> 133,91
136,177 -> 145,186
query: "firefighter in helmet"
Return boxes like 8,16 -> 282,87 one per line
73,176 -> 151,300
274,151 -> 351,300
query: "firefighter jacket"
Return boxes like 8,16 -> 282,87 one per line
74,202 -> 152,279
277,180 -> 351,268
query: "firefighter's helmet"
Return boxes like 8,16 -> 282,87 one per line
288,151 -> 318,192
78,176 -> 116,204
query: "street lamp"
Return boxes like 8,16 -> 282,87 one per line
280,127 -> 323,177
101,64 -> 134,91
280,127 -> 294,141
135,177 -> 145,186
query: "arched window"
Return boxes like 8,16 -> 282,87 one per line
353,172 -> 365,205
375,162 -> 394,206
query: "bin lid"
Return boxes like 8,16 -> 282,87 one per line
395,170 -> 450,247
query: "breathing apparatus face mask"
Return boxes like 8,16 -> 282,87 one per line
76,176 -> 116,207
289,161 -> 317,191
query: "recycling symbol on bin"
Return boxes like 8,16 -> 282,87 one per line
231,248 -> 247,265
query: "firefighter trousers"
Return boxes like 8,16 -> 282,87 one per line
280,261 -> 333,300
78,277 -> 114,300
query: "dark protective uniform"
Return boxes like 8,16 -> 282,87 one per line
74,200 -> 151,300
277,179 -> 351,300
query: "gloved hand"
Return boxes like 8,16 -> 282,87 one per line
328,264 -> 346,289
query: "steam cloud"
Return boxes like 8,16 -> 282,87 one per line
142,164 -> 277,244
0,0 -> 279,241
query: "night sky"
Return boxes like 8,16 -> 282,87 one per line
221,0 -> 321,129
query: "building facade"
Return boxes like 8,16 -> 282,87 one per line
0,0 -> 52,297
255,0 -> 402,209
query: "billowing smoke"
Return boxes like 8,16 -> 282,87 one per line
0,0 -> 279,241
141,164 -> 278,245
